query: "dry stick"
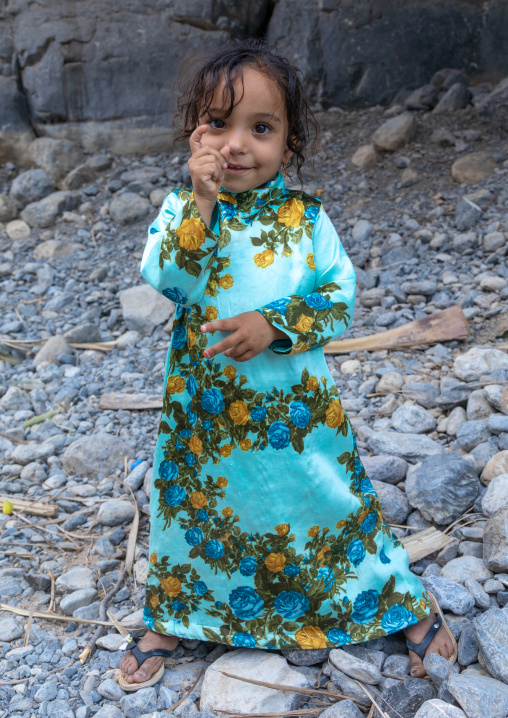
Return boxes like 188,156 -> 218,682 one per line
12,511 -> 81,549
353,681 -> 396,718
443,506 -> 483,535
164,668 -> 205,714
23,605 -> 35,647
48,572 -> 56,613
0,603 -> 142,628
0,658 -> 75,686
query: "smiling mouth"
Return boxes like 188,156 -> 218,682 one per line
226,164 -> 251,170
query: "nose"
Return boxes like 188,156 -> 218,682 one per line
225,128 -> 248,154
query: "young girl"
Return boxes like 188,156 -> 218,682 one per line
118,37 -> 456,691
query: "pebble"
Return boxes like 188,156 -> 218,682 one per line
440,556 -> 493,584
98,500 -> 136,527
367,431 -> 444,463
360,455 -> 408,484
414,700 -> 466,718
483,508 -> 508,571
420,576 -> 475,615
328,648 -> 382,684
55,567 -> 96,593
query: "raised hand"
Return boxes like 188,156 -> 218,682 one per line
188,124 -> 230,226
201,311 -> 289,362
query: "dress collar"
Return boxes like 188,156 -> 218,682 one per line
218,171 -> 286,218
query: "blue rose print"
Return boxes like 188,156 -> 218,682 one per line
220,202 -> 238,221
186,375 -> 197,396
215,601 -> 223,609
201,388 -> 225,415
162,286 -> 188,305
354,457 -> 363,490
264,298 -> 291,316
304,205 -> 319,221
175,304 -> 185,319
360,512 -> 377,534
317,566 -> 335,591
205,539 -> 225,559
302,292 -> 334,310
327,627 -> 351,645
172,324 -> 187,350
284,564 -> 300,577
159,460 -> 178,481
273,590 -> 310,620
239,556 -> 257,576
232,632 -> 256,648
360,477 -> 377,495
171,600 -> 186,612
143,606 -> 155,629
184,453 -> 195,467
197,509 -> 209,522
268,421 -> 290,450
202,420 -> 213,430
176,429 -> 192,450
346,538 -> 366,567
229,587 -> 264,620
380,547 -> 391,564
193,580 -> 208,596
351,589 -> 379,624
164,485 -> 186,507
251,406 -> 267,421
289,401 -> 311,428
184,527 -> 204,546
381,604 -> 416,632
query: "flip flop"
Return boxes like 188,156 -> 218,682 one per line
405,589 -> 458,673
114,636 -> 178,692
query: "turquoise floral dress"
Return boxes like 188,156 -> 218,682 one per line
139,170 -> 432,651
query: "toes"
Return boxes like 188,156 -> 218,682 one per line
132,657 -> 161,683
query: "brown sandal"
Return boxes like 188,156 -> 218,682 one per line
405,590 -> 458,670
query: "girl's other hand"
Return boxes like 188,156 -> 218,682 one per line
200,311 -> 288,362
188,125 -> 230,224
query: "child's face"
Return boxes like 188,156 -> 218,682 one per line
197,66 -> 293,192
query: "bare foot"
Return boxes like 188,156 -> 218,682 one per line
120,629 -> 179,685
403,611 -> 455,678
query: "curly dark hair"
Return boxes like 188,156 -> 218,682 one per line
171,37 -> 320,185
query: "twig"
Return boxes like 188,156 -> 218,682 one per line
48,572 -> 55,613
0,603 -> 142,628
23,606 -> 35,647
443,506 -> 483,535
23,409 -> 61,428
165,668 -> 204,713
353,681 -> 391,718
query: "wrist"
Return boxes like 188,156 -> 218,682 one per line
192,194 -> 217,229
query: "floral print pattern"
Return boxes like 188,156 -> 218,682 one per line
139,171 -> 432,650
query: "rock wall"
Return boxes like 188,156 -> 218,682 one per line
0,0 -> 507,161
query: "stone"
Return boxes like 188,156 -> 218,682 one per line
483,508 -> 508,572
35,683 -> 59,702
0,194 -> 18,221
373,678 -> 437,718
34,240 -> 85,259
391,404 -> 436,434
281,648 -> 330,666
329,668 -> 371,707
367,431 -> 444,463
467,582 -> 491,611
45,700 -> 75,718
6,219 -> 31,241
405,455 -> 480,525
93,708 -> 125,718
488,415 -> 508,434
21,190 -> 80,228
467,390 -> 496,421
456,420 -> 491,452
483,231 -> 505,253
119,284 -> 173,335
318,701 -> 364,718
30,137 -> 84,181
476,75 -> 508,119
341,359 -> 361,375
447,670 -> 508,717
62,164 -> 97,190
55,567 -> 95,593
480,276 -> 507,292
329,648 -> 382,684
457,623 -> 479,666
453,348 -> 508,382
98,500 -> 136,526
482,474 -> 508,517
0,615 -> 24,641
401,167 -> 419,187
109,192 -> 150,224
375,372 -> 403,393
414,700 -> 466,717
481,452 -> 508,486
371,112 -> 417,152
97,678 -> 126,700
360,455 -> 408,484
400,280 -> 437,296
440,556 -> 493,585
33,335 -> 72,367
9,169 -> 55,206
371,480 -> 410,524
383,654 -> 410,676
420,576 -> 475,615
125,460 -> 150,491
120,687 -> 157,718
361,287 -> 386,308
351,144 -> 379,169
200,648 -> 309,715
451,152 -> 497,184
0,385 -> 31,411
60,588 -> 98,615
422,653 -> 454,688
434,81 -> 471,113
62,433 -> 132,479
401,382 -> 440,409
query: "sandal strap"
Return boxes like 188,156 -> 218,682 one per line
406,612 -> 442,660
130,640 -> 177,669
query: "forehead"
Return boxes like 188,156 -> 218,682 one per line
211,66 -> 285,117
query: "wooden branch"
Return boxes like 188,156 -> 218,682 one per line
0,496 -> 57,517
401,527 -> 452,564
99,392 -> 163,410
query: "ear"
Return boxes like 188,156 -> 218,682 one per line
282,146 -> 293,163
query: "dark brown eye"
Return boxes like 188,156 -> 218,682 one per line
254,123 -> 270,134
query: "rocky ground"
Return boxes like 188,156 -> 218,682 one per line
1,69 -> 508,718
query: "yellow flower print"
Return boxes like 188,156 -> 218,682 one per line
176,217 -> 206,250
283,247 -> 292,257
218,191 -> 236,204
295,626 -> 327,650
217,476 -> 228,488
254,249 -> 274,268
166,375 -> 186,393
289,342 -> 310,355
222,365 -> 236,380
220,444 -> 232,457
307,525 -> 319,537
420,599 -> 426,610
190,491 -> 207,509
219,274 -> 234,289
264,552 -> 286,572
306,253 -> 315,271
189,435 -> 203,455
229,400 -> 250,425
160,576 -> 181,596
316,544 -> 331,565
239,438 -> 251,451
306,376 -> 319,391
149,552 -> 157,565
295,314 -> 314,333
188,329 -> 197,347
150,594 -> 159,607
277,198 -> 305,227
222,507 -> 233,518
336,519 -> 347,530
325,400 -> 344,429
275,523 -> 290,536
206,305 -> 218,321
357,509 -> 369,525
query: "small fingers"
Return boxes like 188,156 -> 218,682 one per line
189,124 -> 209,153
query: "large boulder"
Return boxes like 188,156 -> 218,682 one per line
62,433 -> 132,478
483,508 -> 508,572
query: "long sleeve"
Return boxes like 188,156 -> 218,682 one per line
140,188 -> 221,308
256,205 -> 356,355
